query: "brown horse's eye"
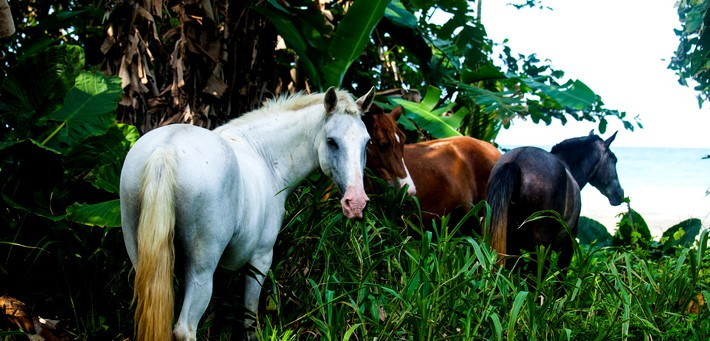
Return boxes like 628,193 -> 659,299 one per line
377,141 -> 390,149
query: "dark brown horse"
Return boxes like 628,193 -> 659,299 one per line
487,131 -> 624,269
363,104 -> 501,229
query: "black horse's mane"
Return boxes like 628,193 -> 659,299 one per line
550,135 -> 601,154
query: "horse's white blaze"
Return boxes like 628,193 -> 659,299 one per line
319,113 -> 370,219
396,157 -> 417,196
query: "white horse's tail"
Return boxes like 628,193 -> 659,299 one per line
134,148 -> 177,341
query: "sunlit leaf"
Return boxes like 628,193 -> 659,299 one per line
322,0 -> 389,88
385,0 -> 418,28
391,86 -> 465,138
44,71 -> 123,150
67,199 -> 121,228
520,78 -> 597,110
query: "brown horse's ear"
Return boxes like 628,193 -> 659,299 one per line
356,86 -> 376,112
604,131 -> 618,148
324,87 -> 338,114
361,109 -> 374,128
389,106 -> 403,121
588,129 -> 595,136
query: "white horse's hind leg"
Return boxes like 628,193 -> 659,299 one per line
243,249 -> 274,327
173,257 -> 220,340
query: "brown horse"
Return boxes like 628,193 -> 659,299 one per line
487,131 -> 624,269
363,104 -> 501,230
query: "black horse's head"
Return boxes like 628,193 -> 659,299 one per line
587,131 -> 624,206
552,130 -> 625,206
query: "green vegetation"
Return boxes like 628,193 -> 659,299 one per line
671,0 -> 710,107
248,181 -> 710,340
1,0 -> 708,339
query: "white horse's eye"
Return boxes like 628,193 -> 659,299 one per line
326,137 -> 338,149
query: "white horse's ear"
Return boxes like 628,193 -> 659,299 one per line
589,129 -> 595,136
324,87 -> 338,114
604,131 -> 618,148
356,86 -> 376,112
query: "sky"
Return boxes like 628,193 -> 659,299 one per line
481,0 -> 710,149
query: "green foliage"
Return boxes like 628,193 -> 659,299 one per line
670,0 -> 710,107
613,208 -> 653,250
0,44 -> 133,338
578,216 -> 613,247
0,1 -> 705,340
661,218 -> 703,254
321,0 -> 390,88
256,0 -> 639,143
254,0 -> 389,90
580,212 -> 702,258
391,86 -> 466,138
43,71 -> 123,151
246,181 -> 710,340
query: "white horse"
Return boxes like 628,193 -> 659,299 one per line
119,87 -> 375,340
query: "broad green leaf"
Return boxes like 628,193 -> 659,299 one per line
520,78 -> 597,110
266,0 -> 289,13
44,71 -> 123,150
391,90 -> 465,138
118,123 -> 140,147
385,0 -> 417,28
461,65 -> 506,83
0,44 -> 84,131
661,218 -> 701,253
67,199 -> 121,228
460,84 -> 526,118
66,124 -> 140,194
420,85 -> 442,111
322,0 -> 389,88
578,216 -> 613,247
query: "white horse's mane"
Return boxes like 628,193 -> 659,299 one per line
219,89 -> 360,129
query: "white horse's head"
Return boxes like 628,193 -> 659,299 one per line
317,86 -> 375,219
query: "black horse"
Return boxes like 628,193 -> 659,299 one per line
487,131 -> 624,269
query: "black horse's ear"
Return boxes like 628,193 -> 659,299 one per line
324,87 -> 338,114
604,131 -> 618,148
589,129 -> 595,136
389,106 -> 403,121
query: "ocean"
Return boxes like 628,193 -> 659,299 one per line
498,146 -> 710,237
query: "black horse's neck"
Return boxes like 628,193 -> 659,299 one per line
550,136 -> 603,189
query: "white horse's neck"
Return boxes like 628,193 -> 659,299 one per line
215,105 -> 325,193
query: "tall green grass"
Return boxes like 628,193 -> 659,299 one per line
247,176 -> 709,340
2,174 -> 707,340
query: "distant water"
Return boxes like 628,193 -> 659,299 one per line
498,146 -> 710,237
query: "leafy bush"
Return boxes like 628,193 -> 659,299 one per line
0,43 -> 134,338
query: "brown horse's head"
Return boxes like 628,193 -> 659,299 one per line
362,104 -> 416,195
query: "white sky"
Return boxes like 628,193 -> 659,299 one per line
481,0 -> 710,148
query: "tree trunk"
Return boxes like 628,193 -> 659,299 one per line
102,0 -> 278,133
